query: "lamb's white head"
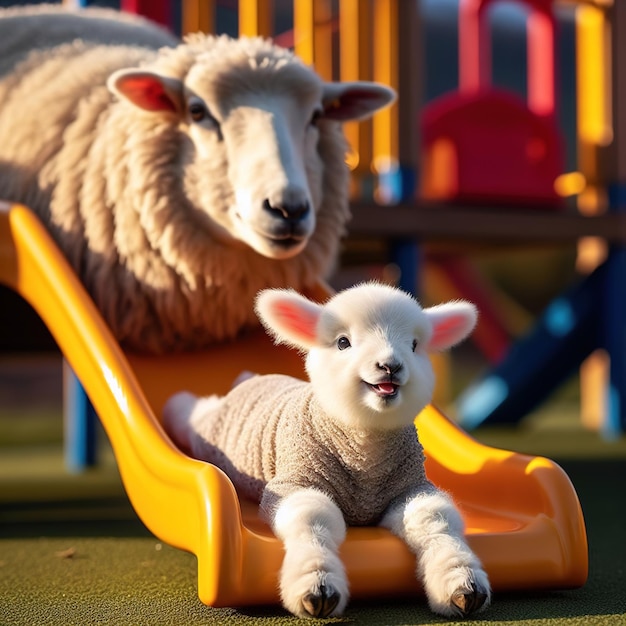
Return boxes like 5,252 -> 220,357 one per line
256,282 -> 477,431
107,35 -> 395,260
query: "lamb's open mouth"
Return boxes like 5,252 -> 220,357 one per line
366,381 -> 399,399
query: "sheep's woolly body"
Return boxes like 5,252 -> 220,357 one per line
0,5 -> 176,75
187,374 -> 431,525
0,6 -> 351,353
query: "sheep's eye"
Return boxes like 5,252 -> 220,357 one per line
412,339 -> 418,352
188,99 -> 217,126
337,336 -> 351,350
188,101 -> 207,122
310,108 -> 323,126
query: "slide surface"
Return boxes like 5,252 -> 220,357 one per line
0,202 -> 588,606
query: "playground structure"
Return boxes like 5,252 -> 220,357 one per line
7,0 -> 625,609
421,0 -> 565,208
0,200 -> 588,606
57,0 -> 626,441
454,0 -> 626,436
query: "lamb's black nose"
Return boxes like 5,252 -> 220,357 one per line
263,198 -> 310,222
377,361 -> 403,375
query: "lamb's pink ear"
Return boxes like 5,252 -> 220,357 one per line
322,81 -> 396,121
424,302 -> 478,352
107,69 -> 183,114
255,289 -> 323,350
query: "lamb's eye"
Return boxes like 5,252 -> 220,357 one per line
337,336 -> 351,350
412,339 -> 418,352
309,108 -> 323,126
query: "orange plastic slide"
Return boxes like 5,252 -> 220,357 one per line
0,201 -> 588,607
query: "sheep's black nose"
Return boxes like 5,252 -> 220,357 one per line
378,361 -> 403,375
263,199 -> 310,222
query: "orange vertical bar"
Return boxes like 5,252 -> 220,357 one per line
313,0 -> 334,81
294,0 -> 334,80
239,0 -> 273,38
575,4 -> 612,431
182,0 -> 216,35
577,4 -> 612,187
372,0 -> 398,173
294,0 -> 315,65
339,0 -> 372,174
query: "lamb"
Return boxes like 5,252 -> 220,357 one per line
0,5 -> 395,353
162,282 -> 491,619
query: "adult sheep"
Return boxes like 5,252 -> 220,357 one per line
0,5 -> 395,353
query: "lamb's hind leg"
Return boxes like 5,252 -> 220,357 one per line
381,489 -> 491,618
270,488 -> 349,618
162,391 -> 221,456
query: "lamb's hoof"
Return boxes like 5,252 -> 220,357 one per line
451,584 -> 489,617
302,585 -> 340,618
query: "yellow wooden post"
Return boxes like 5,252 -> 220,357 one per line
294,0 -> 334,81
239,0 -> 273,38
372,0 -> 399,195
339,0 -> 373,178
293,0 -> 315,65
371,0 -> 421,197
576,3 -> 611,212
182,0 -> 216,35
575,3 -> 612,430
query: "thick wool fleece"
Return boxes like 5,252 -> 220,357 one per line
0,5 -> 176,76
187,374 -> 433,526
0,6 -> 351,354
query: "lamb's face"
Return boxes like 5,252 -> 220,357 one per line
306,290 -> 436,432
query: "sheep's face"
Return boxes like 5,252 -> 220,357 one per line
307,293 -> 437,431
196,65 -> 326,260
108,36 -> 395,261
256,283 -> 477,433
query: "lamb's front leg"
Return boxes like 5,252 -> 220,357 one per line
269,488 -> 349,619
381,489 -> 491,618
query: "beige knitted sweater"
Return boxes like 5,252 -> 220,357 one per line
188,374 -> 434,526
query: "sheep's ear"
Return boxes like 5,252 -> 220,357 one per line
322,81 -> 396,121
107,69 -> 183,114
255,289 -> 323,350
424,301 -> 478,352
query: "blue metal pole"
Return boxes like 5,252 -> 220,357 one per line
63,361 -> 98,473
457,264 -> 602,429
602,182 -> 626,438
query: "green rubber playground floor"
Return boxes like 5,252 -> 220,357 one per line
2,354 -> 626,626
